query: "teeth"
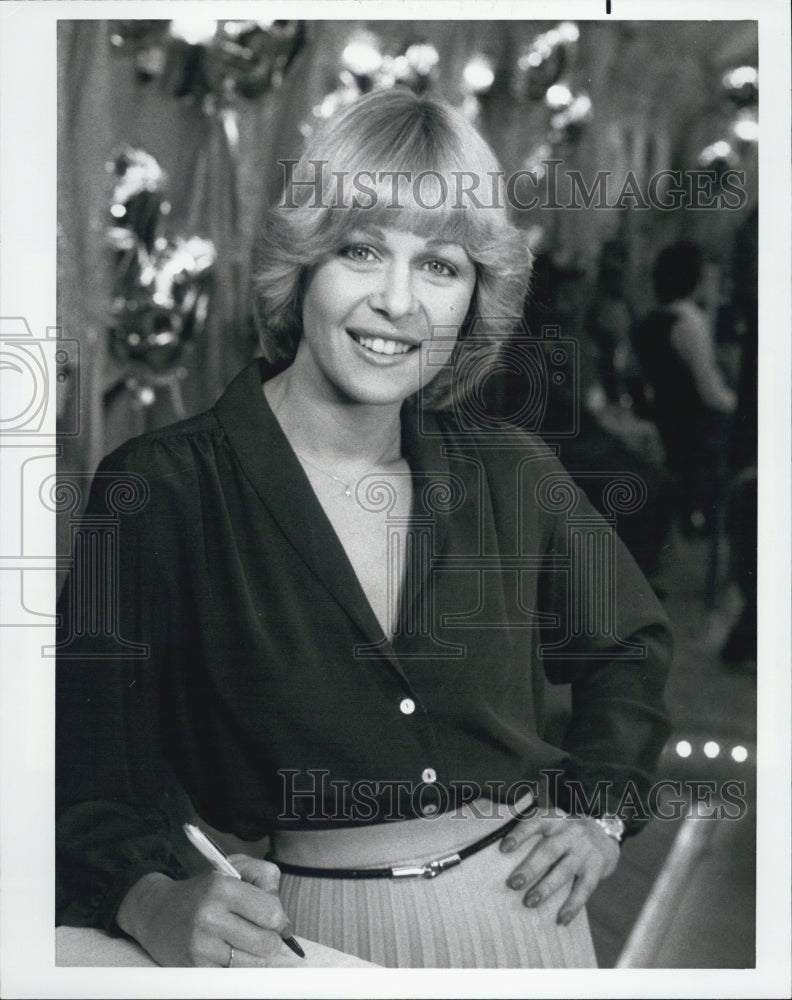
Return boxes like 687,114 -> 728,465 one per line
354,333 -> 412,355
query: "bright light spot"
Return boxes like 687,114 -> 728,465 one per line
731,745 -> 748,762
732,116 -> 759,142
545,83 -> 573,109
405,44 -> 439,76
526,51 -> 543,68
723,65 -> 758,89
341,40 -> 382,77
676,740 -> 692,758
110,203 -> 127,219
698,140 -> 734,166
463,57 -> 495,94
704,741 -> 720,759
557,22 -> 580,44
169,17 -> 217,46
569,93 -> 592,119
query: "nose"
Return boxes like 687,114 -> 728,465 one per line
368,260 -> 418,320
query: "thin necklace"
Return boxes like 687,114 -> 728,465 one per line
294,429 -> 403,500
294,450 -> 355,498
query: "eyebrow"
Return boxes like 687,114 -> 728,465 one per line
346,226 -> 466,253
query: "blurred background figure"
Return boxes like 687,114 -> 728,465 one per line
631,240 -> 737,539
721,207 -> 757,668
498,251 -> 672,581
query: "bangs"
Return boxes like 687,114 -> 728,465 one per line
296,160 -> 510,270
317,188 -> 506,266
254,90 -> 534,405
284,88 -> 511,262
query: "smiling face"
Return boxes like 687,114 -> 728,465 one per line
291,226 -> 477,407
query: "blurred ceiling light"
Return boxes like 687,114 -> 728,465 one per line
520,50 -> 543,70
569,93 -> 592,119
137,385 -> 156,407
703,741 -> 721,759
557,22 -> 580,44
463,56 -> 495,94
222,19 -> 276,39
698,139 -> 736,167
110,204 -> 127,219
675,740 -> 692,758
732,114 -> 759,143
731,745 -> 748,762
341,38 -> 382,77
545,83 -> 573,109
404,44 -> 439,76
168,16 -> 217,46
722,65 -> 758,90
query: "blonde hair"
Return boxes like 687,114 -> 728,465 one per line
253,88 -> 533,408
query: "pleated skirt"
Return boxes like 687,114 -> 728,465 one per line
274,800 -> 598,969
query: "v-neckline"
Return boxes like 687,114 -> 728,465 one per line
213,359 -> 456,676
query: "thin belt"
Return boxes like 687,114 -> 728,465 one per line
271,798 -> 537,880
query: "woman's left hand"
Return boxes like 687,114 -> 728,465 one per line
499,812 -> 621,926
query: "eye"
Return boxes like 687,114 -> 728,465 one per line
423,259 -> 458,277
339,243 -> 379,263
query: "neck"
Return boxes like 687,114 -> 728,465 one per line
264,363 -> 404,468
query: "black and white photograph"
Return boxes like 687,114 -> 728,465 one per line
0,1 -> 789,997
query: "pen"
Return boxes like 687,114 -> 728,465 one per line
183,822 -> 305,959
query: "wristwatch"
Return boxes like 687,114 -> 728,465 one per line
594,815 -> 626,843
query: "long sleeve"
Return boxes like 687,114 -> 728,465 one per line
56,451 -> 188,931
535,465 -> 673,835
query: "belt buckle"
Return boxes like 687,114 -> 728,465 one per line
391,852 -> 462,879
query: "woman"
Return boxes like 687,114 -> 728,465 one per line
57,90 -> 672,968
632,240 -> 737,534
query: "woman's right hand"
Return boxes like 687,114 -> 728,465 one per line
116,855 -> 293,967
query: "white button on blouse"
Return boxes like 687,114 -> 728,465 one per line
421,767 -> 437,783
399,698 -> 416,715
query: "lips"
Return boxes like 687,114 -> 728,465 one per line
347,329 -> 418,357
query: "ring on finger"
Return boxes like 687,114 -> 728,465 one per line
227,945 -> 235,969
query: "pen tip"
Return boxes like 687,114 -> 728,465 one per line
284,935 -> 306,959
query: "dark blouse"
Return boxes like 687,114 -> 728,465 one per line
56,359 -> 672,931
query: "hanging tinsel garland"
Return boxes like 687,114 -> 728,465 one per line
104,19 -> 306,413
104,145 -> 217,413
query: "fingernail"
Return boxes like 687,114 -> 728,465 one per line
557,910 -> 573,926
508,873 -> 526,890
500,837 -> 516,853
523,891 -> 541,908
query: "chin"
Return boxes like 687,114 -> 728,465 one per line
337,377 -> 420,408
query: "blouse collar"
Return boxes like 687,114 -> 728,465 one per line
213,358 -> 457,671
